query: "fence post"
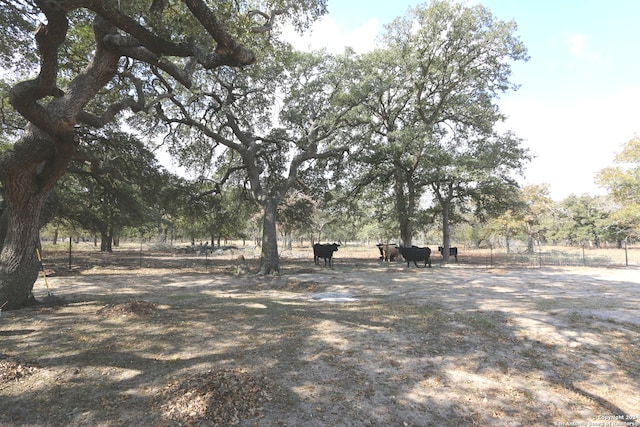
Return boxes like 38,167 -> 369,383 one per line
490,245 -> 493,268
625,239 -> 628,267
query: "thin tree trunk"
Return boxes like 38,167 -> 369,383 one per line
441,198 -> 451,263
394,169 -> 412,246
258,197 -> 280,275
526,223 -> 535,253
100,230 -> 113,252
505,227 -> 511,254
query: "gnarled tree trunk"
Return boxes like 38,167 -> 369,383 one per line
1,11 -> 120,309
0,128 -> 68,309
0,205 -> 44,309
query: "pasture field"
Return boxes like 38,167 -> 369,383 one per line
38,239 -> 640,269
1,245 -> 639,426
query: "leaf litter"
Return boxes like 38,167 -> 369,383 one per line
0,251 -> 638,426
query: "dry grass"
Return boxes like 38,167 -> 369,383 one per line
1,246 -> 639,426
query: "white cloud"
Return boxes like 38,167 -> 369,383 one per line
565,33 -> 602,62
281,16 -> 379,54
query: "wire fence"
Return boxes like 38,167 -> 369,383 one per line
331,244 -> 640,269
41,240 -> 640,270
459,248 -> 640,268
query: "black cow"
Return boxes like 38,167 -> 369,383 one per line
313,243 -> 340,266
398,246 -> 432,268
438,246 -> 458,262
376,243 -> 400,262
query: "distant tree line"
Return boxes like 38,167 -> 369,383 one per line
40,177 -> 640,255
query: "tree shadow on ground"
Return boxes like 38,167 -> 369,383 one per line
1,262 -> 638,426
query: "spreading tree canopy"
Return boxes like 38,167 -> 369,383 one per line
153,48 -> 363,274
55,130 -> 168,251
348,0 -> 530,256
0,0 -> 327,309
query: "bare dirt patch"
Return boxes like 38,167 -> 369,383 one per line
1,249 -> 639,426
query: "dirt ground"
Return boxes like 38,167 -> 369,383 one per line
1,247 -> 639,427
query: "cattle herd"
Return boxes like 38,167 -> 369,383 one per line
312,242 -> 459,268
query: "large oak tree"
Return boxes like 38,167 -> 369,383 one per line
350,0 -> 529,257
154,49 -> 362,274
0,0 -> 326,309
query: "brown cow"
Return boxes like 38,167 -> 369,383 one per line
376,243 -> 401,262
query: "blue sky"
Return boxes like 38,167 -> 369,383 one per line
284,0 -> 640,200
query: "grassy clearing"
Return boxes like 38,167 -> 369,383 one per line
1,249 -> 639,426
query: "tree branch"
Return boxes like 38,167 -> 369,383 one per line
182,0 -> 256,67
8,0 -> 68,135
248,8 -> 287,33
194,165 -> 246,200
